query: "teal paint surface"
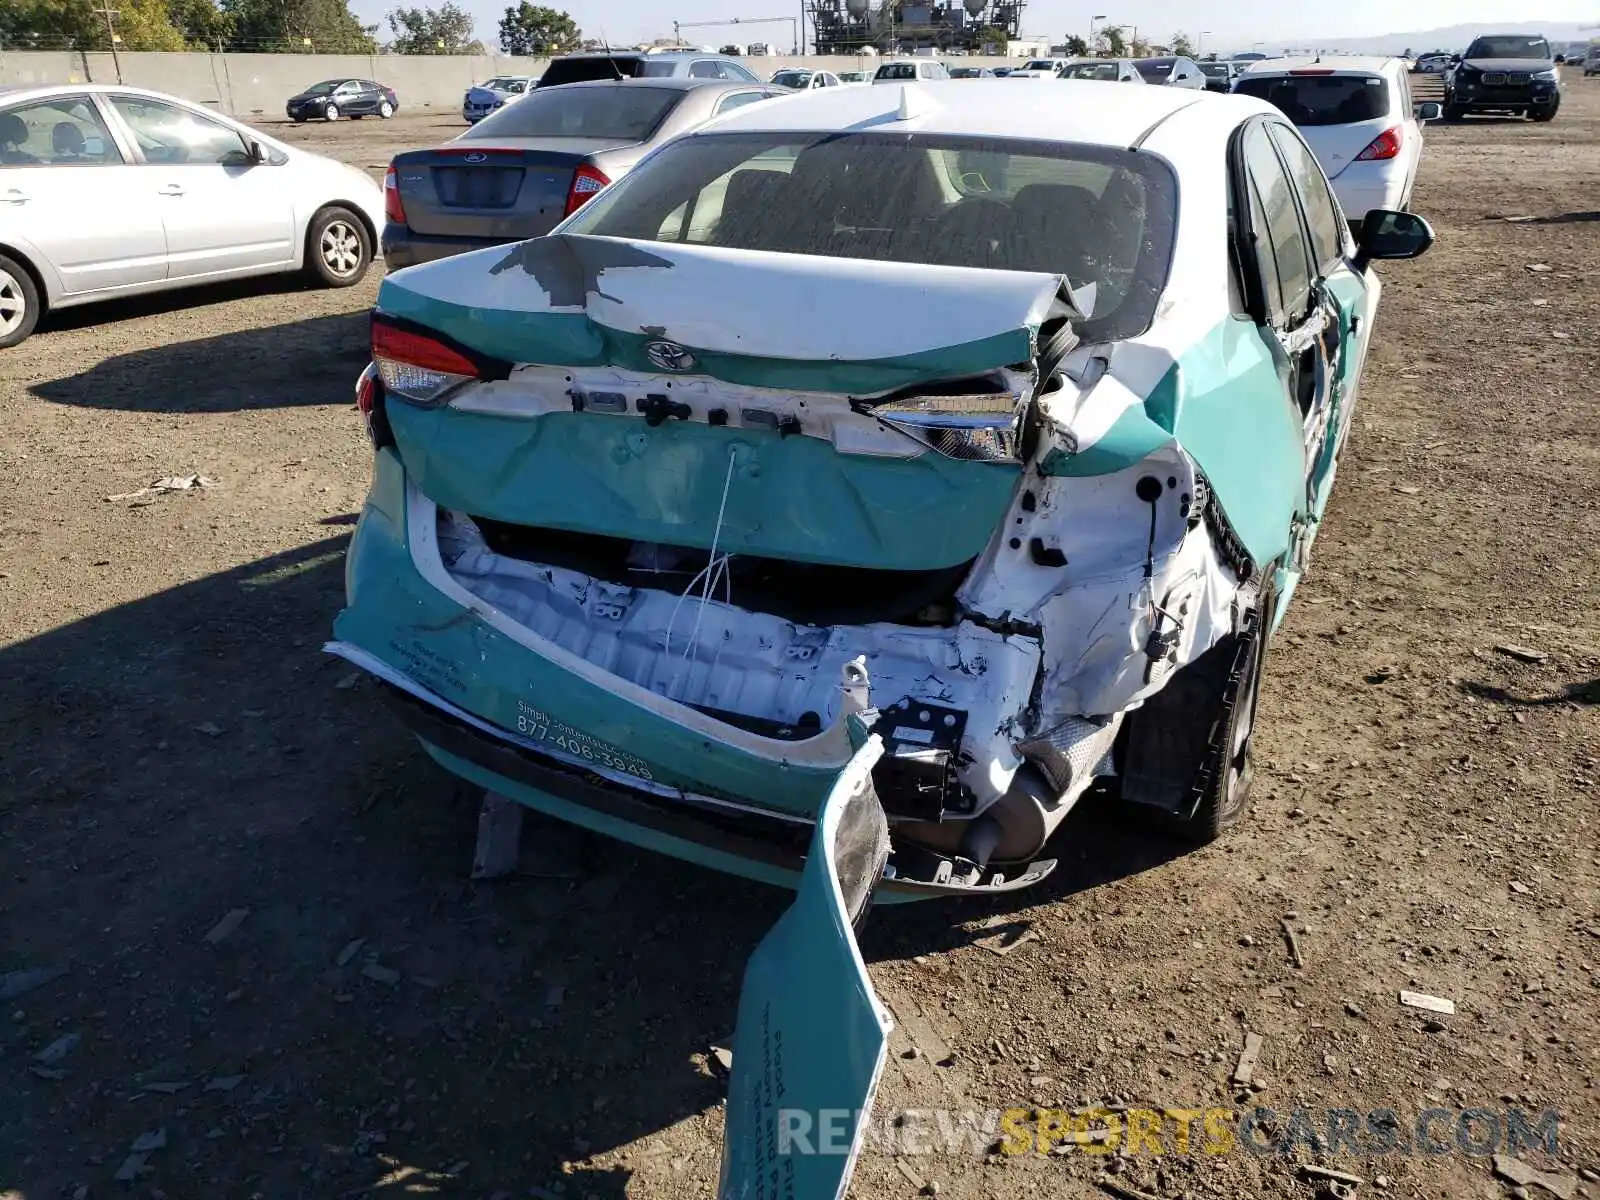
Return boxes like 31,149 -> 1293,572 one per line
335,449 -> 844,816
720,750 -> 890,1200
1042,317 -> 1309,569
386,402 -> 1021,571
378,277 -> 1035,397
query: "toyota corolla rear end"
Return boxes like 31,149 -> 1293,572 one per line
335,119 -> 1231,901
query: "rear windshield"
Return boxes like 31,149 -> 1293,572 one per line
1201,63 -> 1231,77
463,86 -> 681,140
772,70 -> 812,87
875,63 -> 917,80
560,130 -> 1177,342
1061,61 -> 1120,80
538,56 -> 651,86
1464,36 -> 1552,59
1235,74 -> 1391,125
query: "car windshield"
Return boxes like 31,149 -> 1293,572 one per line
482,77 -> 527,91
1062,62 -> 1120,80
303,81 -> 343,95
1234,74 -> 1391,125
772,70 -> 812,87
1464,36 -> 1552,59
463,86 -> 682,140
1201,63 -> 1230,77
1022,60 -> 1056,71
1135,59 -> 1174,79
561,130 -> 1177,342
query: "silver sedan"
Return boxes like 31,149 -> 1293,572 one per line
0,83 -> 384,348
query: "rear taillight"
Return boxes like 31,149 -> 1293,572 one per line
383,165 -> 405,224
372,317 -> 479,405
1356,126 -> 1403,161
565,163 -> 610,215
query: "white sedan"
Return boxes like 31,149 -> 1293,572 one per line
1235,57 -> 1439,223
0,84 -> 384,348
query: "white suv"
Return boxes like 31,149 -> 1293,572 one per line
872,60 -> 952,83
1235,57 -> 1440,226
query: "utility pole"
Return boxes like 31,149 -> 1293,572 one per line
92,1 -> 124,84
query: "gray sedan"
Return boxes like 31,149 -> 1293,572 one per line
382,79 -> 785,270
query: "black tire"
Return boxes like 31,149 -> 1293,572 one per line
305,207 -> 371,288
291,116 -> 306,124
1444,103 -> 1466,120
0,252 -> 41,349
1531,105 -> 1558,122
324,103 -> 340,122
1176,592 -> 1273,844
378,100 -> 394,119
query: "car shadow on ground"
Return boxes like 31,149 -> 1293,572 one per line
0,536 -> 780,1195
31,308 -> 371,413
0,535 -> 1187,1194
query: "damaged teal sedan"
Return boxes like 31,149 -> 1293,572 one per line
330,81 -> 1432,1194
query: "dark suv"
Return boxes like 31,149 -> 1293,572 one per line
1445,34 -> 1561,121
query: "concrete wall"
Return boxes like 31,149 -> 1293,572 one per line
0,50 -> 929,118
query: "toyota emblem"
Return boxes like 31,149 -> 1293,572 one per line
644,340 -> 697,373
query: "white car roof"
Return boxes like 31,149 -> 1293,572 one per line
707,78 -> 1232,145
1240,56 -> 1399,75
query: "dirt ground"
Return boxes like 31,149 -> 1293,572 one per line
2,86 -> 1598,1200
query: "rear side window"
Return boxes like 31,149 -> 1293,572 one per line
1266,123 -> 1345,272
1135,60 -> 1173,80
0,96 -> 123,165
463,86 -> 681,140
1235,74 -> 1391,126
1240,122 -> 1313,326
539,56 -> 647,85
1063,62 -> 1120,80
876,63 -> 916,80
690,61 -> 722,79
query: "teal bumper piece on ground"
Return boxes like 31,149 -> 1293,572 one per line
385,402 -> 1021,571
718,740 -> 892,1200
334,448 -> 843,818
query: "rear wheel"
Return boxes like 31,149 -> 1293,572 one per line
0,253 -> 41,349
324,103 -> 340,121
378,100 -> 394,118
305,207 -> 371,287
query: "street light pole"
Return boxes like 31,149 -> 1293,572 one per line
1198,29 -> 1211,57
1089,13 -> 1106,50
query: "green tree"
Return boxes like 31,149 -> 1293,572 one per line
387,2 -> 477,53
1169,30 -> 1193,56
1062,33 -> 1087,56
497,3 -> 578,55
222,0 -> 376,52
0,0 -> 187,49
169,0 -> 234,48
1098,25 -> 1126,57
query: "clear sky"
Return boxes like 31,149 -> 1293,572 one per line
351,0 -> 1597,52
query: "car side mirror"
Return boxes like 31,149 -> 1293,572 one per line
1450,54 -> 1462,64
1353,209 -> 1435,271
246,139 -> 268,164
1415,100 -> 1442,121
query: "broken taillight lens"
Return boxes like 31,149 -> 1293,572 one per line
869,391 -> 1027,462
383,165 -> 406,225
1356,127 -> 1403,161
565,163 -> 610,215
372,317 -> 480,405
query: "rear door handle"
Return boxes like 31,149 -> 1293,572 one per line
157,184 -> 186,197
1,188 -> 27,204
